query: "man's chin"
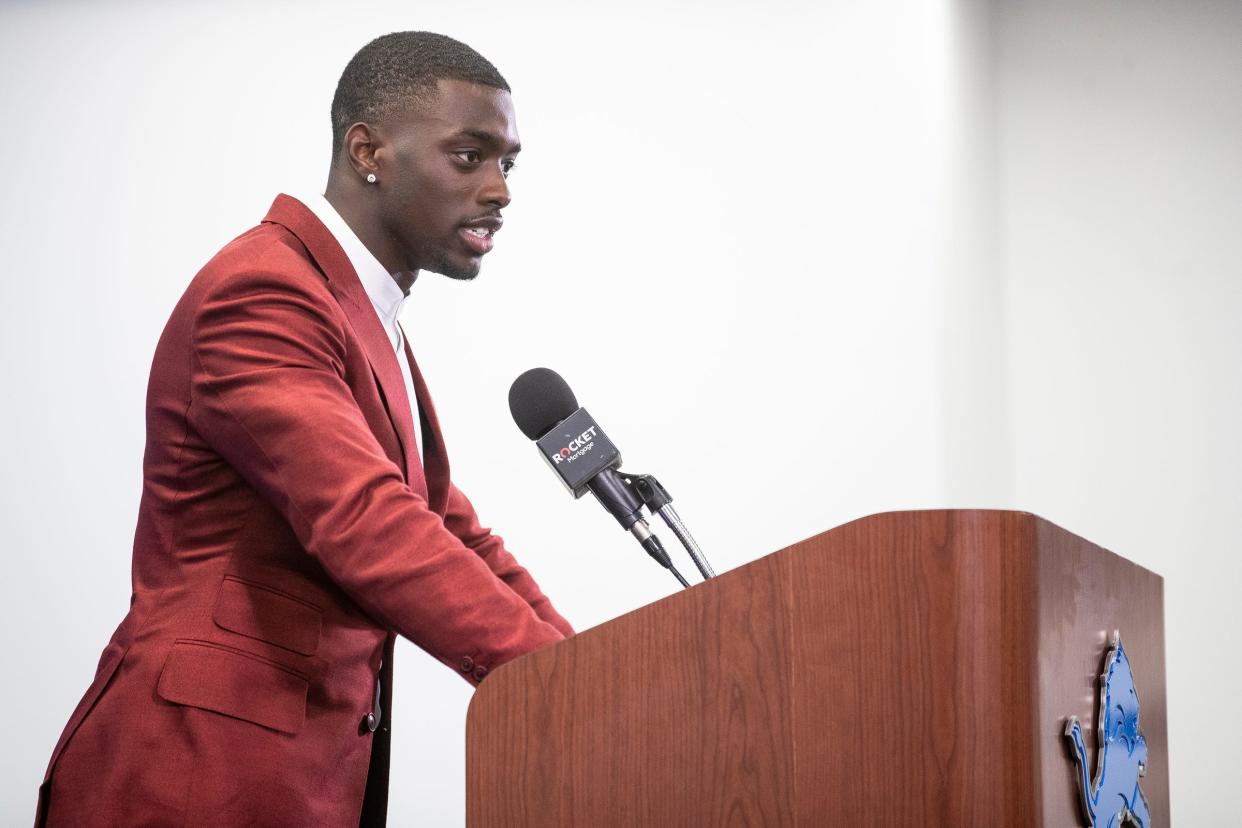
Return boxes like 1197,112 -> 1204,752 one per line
427,250 -> 481,281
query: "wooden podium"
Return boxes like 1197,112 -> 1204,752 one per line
466,510 -> 1167,826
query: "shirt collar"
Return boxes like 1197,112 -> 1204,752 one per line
300,192 -> 409,325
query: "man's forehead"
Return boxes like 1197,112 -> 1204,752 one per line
401,78 -> 519,149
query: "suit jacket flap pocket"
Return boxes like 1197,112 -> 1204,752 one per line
213,575 -> 322,655
157,640 -> 308,735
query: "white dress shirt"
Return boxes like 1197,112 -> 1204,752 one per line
300,192 -> 422,463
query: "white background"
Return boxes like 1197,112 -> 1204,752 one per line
1,0 -> 1238,823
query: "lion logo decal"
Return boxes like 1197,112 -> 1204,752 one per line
1064,631 -> 1150,827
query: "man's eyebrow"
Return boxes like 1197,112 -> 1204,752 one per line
450,128 -> 521,154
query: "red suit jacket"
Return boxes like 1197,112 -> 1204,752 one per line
37,194 -> 572,826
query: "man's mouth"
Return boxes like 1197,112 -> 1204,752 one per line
458,217 -> 502,255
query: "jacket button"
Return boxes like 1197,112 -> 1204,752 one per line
363,712 -> 378,733
473,666 -> 488,681
460,656 -> 474,672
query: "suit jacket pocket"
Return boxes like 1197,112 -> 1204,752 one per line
156,639 -> 309,735
212,574 -> 323,655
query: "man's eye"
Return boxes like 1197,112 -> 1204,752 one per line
455,150 -> 481,164
501,159 -> 517,177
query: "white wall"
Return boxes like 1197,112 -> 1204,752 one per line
1,0 -> 1235,823
939,0 -> 1009,505
998,1 -> 1242,823
0,2 -> 967,822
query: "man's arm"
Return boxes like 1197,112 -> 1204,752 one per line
443,483 -> 574,638
187,257 -> 563,683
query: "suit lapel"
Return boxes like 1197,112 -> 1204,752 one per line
261,194 -> 428,499
400,327 -> 450,517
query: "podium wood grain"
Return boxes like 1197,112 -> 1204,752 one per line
466,510 -> 1167,826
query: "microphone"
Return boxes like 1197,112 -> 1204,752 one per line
509,367 -> 688,586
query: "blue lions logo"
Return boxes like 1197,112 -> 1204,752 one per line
1064,631 -> 1150,827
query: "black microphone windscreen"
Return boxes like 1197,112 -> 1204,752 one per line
509,367 -> 579,440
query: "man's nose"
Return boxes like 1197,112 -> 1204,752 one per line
480,164 -> 511,208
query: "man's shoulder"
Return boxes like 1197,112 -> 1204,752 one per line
197,220 -> 326,291
168,216 -> 342,337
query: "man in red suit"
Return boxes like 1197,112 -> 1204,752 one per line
37,32 -> 572,826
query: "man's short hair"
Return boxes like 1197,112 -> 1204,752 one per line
330,31 -> 510,158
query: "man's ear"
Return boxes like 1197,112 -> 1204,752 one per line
342,122 -> 382,182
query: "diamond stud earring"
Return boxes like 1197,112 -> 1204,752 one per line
366,173 -> 377,184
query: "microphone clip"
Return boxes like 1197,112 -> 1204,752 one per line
618,473 -> 717,581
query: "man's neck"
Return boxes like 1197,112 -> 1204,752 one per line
323,181 -> 418,295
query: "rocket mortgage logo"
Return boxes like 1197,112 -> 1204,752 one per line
550,427 -> 598,465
